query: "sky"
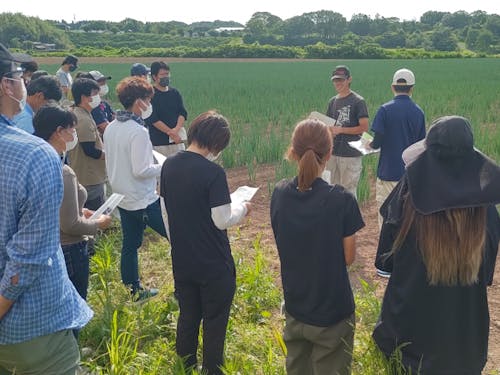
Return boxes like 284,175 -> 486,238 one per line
6,0 -> 500,25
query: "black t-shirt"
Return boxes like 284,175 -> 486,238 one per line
271,177 -> 365,327
146,87 -> 188,146
326,91 -> 369,157
373,185 -> 499,374
160,151 -> 233,281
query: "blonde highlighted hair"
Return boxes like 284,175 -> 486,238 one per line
394,196 -> 487,286
287,119 -> 332,192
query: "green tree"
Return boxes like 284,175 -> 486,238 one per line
245,12 -> 282,37
430,27 -> 457,51
303,10 -> 346,41
441,11 -> 470,30
420,11 -> 448,27
349,14 -> 372,36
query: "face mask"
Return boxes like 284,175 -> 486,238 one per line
5,77 -> 27,112
206,151 -> 221,162
159,77 -> 170,88
69,65 -> 77,72
99,84 -> 109,96
66,130 -> 78,152
140,101 -> 153,119
89,94 -> 101,109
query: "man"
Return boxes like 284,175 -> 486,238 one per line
0,43 -> 92,374
89,70 -> 115,135
68,78 -> 107,211
130,63 -> 150,80
369,68 -> 426,229
20,60 -> 38,85
146,61 -> 188,157
326,65 -> 369,199
13,75 -> 62,133
55,54 -> 78,103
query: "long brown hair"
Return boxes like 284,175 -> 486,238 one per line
287,119 -> 332,192
393,195 -> 487,286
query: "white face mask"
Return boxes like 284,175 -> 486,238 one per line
66,130 -> 78,152
89,94 -> 101,109
99,84 -> 109,96
140,101 -> 153,119
5,77 -> 27,112
206,151 -> 221,162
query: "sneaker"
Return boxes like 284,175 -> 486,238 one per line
131,287 -> 159,302
376,268 -> 392,278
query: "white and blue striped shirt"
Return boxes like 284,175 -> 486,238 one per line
0,115 -> 92,344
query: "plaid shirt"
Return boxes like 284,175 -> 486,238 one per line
0,115 -> 92,344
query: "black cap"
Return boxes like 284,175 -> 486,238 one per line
131,63 -> 150,76
0,43 -> 33,77
62,55 -> 78,66
331,65 -> 351,80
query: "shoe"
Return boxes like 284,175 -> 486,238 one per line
376,268 -> 392,278
131,287 -> 159,302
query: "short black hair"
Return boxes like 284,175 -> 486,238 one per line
187,110 -> 231,153
31,70 -> 49,81
21,61 -> 38,73
71,78 -> 100,106
62,55 -> 78,66
393,85 -> 413,93
33,104 -> 77,141
27,75 -> 62,101
151,61 -> 170,76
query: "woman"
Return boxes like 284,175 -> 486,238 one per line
103,76 -> 167,301
160,111 -> 251,375
373,116 -> 500,374
270,119 -> 365,375
33,104 -> 112,300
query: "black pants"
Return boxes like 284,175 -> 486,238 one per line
61,240 -> 89,300
174,271 -> 236,375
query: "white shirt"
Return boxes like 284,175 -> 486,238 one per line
104,118 -> 161,211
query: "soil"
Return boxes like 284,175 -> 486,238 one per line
225,163 -> 500,374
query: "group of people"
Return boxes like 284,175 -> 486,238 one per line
0,42 -> 499,375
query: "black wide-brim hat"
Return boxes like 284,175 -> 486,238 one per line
407,115 -> 500,215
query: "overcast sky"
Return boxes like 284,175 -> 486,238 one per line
6,0 -> 500,24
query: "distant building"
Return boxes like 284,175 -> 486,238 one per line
32,42 -> 56,51
213,27 -> 245,33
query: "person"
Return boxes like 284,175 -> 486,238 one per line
68,78 -> 107,211
104,76 -> 168,300
12,75 -> 63,134
89,70 -> 115,135
325,65 -> 369,199
32,104 -> 112,300
0,43 -> 92,374
372,116 -> 500,374
31,70 -> 49,81
271,119 -> 365,375
130,63 -> 150,80
160,111 -> 251,375
20,60 -> 38,85
146,61 -> 188,157
369,68 -> 426,229
55,54 -> 78,103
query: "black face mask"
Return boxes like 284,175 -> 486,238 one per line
69,65 -> 77,72
159,77 -> 170,87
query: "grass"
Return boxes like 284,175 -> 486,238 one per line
78,225 -> 421,374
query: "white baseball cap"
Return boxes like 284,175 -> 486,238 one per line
392,68 -> 415,86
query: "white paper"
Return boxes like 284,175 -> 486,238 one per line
152,150 -> 167,165
89,193 -> 125,220
178,127 -> 187,141
230,186 -> 259,205
348,132 -> 380,156
309,111 -> 338,126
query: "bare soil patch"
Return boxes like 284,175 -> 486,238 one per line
226,163 -> 500,374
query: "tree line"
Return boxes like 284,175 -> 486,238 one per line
1,10 -> 499,58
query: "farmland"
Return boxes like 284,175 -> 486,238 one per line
37,58 -> 500,374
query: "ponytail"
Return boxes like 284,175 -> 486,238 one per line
287,119 -> 332,192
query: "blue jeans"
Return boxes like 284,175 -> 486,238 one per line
61,241 -> 89,300
118,199 -> 167,290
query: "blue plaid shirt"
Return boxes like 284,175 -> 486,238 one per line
0,115 -> 93,344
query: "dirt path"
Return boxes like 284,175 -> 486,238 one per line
226,163 -> 500,374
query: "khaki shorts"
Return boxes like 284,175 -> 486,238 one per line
376,178 -> 399,229
326,155 -> 362,199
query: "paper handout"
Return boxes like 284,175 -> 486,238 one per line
308,111 -> 338,126
230,186 -> 259,206
348,132 -> 380,156
89,193 -> 125,220
152,150 -> 167,165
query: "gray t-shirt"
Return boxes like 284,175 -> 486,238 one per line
326,91 -> 369,157
56,67 -> 73,99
